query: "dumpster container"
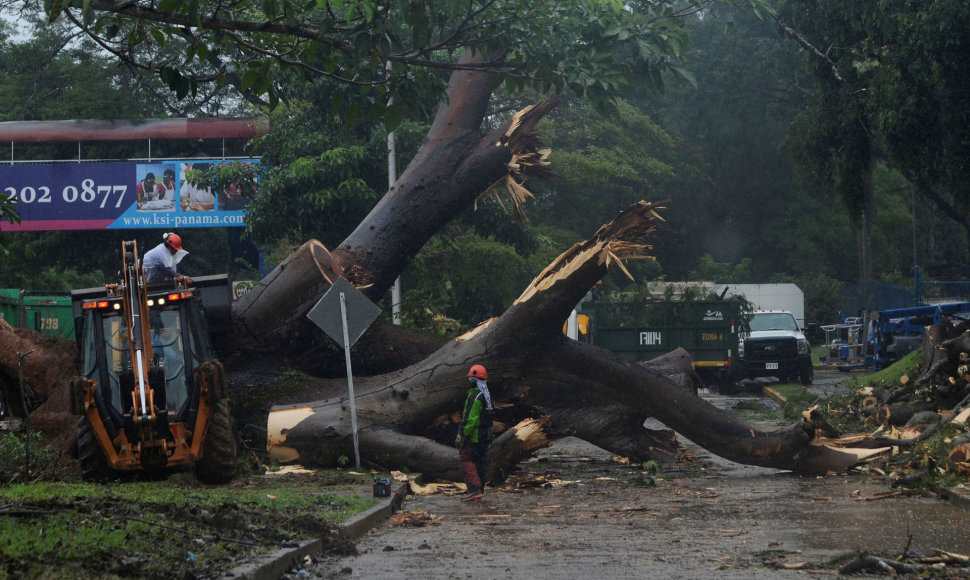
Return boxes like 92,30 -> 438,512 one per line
581,299 -> 741,387
21,292 -> 74,338
0,289 -> 21,326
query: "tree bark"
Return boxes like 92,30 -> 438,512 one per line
0,51 -> 910,481
916,320 -> 970,386
231,50 -> 553,352
230,240 -> 345,353
0,319 -> 78,453
266,202 -> 874,477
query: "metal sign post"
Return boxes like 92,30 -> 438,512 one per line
307,277 -> 381,469
338,292 -> 361,468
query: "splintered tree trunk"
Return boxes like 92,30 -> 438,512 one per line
917,319 -> 970,387
1,50 -> 882,479
231,49 -> 554,352
267,202 -> 869,479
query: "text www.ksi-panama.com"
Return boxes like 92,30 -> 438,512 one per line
119,213 -> 245,227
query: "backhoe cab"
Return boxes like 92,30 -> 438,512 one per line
70,240 -> 235,482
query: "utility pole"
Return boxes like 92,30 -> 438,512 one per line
388,99 -> 402,325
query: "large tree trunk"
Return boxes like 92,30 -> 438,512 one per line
0,52 -> 885,480
231,50 -> 553,353
266,202 -> 873,478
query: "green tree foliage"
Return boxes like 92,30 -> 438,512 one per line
401,222 -> 535,327
394,196 -> 580,327
240,102 -> 395,251
0,6 -> 245,123
859,0 -> 970,252
231,69 -> 438,253
0,6 -> 256,279
687,254 -> 752,283
0,194 -> 17,258
40,0 -> 769,124
778,0 -> 970,262
531,100 -> 681,236
642,3 -> 813,280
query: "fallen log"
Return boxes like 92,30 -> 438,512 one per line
231,51 -> 555,355
915,320 -> 970,386
265,201 -> 879,478
839,552 -> 970,577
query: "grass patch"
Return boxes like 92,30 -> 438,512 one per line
811,345 -> 827,366
730,398 -> 785,425
0,472 -> 380,579
768,383 -> 821,420
842,349 -> 923,390
770,383 -> 819,407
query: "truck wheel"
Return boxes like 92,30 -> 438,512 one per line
718,374 -> 738,395
195,401 -> 237,484
799,365 -> 814,385
77,417 -> 112,482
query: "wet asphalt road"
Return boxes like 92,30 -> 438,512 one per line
294,372 -> 970,580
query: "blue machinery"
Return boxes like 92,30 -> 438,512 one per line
820,317 -> 866,371
867,302 -> 970,370
822,266 -> 970,371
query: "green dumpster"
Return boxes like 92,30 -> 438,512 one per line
0,289 -> 22,327
581,299 -> 741,386
21,292 -> 74,338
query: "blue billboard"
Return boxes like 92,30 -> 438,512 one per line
0,159 -> 258,231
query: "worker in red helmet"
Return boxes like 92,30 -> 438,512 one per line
455,364 -> 493,502
142,232 -> 190,285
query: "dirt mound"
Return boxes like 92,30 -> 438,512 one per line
0,321 -> 78,456
0,320 -> 77,411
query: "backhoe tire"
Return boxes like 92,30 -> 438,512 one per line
195,400 -> 237,484
77,417 -> 112,482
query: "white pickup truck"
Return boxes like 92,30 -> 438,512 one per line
736,309 -> 813,385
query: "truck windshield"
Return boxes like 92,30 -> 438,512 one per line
98,306 -> 189,413
149,308 -> 188,412
749,313 -> 799,332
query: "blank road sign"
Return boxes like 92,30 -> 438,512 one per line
307,276 -> 381,348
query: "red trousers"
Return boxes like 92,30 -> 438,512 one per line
458,439 -> 487,491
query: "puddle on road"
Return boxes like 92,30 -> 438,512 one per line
315,435 -> 970,580
793,481 -> 970,556
676,473 -> 970,556
642,385 -> 970,563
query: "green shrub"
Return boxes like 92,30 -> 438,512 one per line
0,431 -> 54,483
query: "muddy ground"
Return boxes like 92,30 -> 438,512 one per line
301,373 -> 970,579
5,367 -> 969,579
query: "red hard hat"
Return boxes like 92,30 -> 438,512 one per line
467,364 -> 487,379
163,232 -> 182,251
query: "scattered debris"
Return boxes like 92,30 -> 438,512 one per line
264,465 -> 317,476
390,510 -> 440,528
408,481 -> 463,496
839,551 -> 970,576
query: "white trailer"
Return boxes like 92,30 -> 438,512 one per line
712,283 -> 806,328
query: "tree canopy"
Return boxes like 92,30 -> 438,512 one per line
39,0 -> 766,121
3,0 -> 970,322
778,0 -> 970,267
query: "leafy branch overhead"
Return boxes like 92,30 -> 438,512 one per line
0,193 -> 19,256
43,0 -> 769,125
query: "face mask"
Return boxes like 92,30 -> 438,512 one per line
174,249 -> 189,264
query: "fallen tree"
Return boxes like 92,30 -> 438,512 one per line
0,51 -> 919,481
265,202 -> 885,479
230,50 -> 555,354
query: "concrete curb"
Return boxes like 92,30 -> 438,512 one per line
338,483 -> 408,541
934,485 -> 970,512
762,385 -> 787,406
228,483 -> 409,579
